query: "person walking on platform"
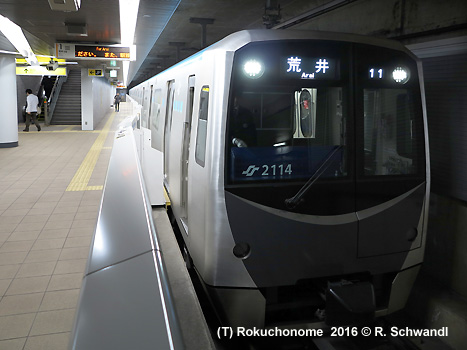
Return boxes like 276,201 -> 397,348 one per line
114,93 -> 121,112
24,89 -> 41,132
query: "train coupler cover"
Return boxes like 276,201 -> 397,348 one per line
325,281 -> 375,326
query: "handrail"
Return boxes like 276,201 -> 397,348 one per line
46,75 -> 67,125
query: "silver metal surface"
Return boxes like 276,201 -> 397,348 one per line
85,128 -> 155,274
70,122 -> 183,350
130,46 -> 259,288
71,252 -> 178,350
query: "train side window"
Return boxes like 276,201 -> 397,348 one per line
151,89 -> 162,131
195,86 -> 209,167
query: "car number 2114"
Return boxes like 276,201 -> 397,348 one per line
241,164 -> 293,177
262,164 -> 292,176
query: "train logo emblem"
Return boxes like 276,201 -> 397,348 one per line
242,165 -> 260,177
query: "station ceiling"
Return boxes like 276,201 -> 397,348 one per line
4,0 -> 463,88
0,0 -> 317,88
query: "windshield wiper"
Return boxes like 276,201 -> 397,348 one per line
284,145 -> 343,210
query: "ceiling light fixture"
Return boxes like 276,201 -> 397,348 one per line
119,0 -> 140,86
0,14 -> 38,65
47,0 -> 81,12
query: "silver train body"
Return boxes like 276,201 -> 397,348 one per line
130,30 -> 430,328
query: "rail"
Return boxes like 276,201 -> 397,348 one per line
68,115 -> 184,350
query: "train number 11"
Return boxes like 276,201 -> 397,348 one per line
369,68 -> 383,79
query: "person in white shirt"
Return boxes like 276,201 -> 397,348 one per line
24,89 -> 41,132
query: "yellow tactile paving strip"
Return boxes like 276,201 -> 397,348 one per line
66,113 -> 116,192
61,126 -> 75,132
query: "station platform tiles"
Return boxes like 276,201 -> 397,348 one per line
0,105 -> 129,349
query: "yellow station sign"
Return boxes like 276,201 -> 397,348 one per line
16,57 -> 67,76
88,69 -> 104,77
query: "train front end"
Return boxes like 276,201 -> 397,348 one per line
217,36 -> 428,328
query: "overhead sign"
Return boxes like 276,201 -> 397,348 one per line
16,65 -> 67,76
88,69 -> 104,77
16,66 -> 67,76
17,57 -> 66,65
56,43 -> 133,60
16,57 -> 67,76
76,45 -> 130,59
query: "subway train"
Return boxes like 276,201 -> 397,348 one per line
129,30 -> 430,328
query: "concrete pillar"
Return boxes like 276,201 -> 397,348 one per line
0,55 -> 18,148
81,68 -> 93,130
80,68 -> 115,130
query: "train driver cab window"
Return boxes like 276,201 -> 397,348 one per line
195,86 -> 209,167
226,41 -> 350,186
227,87 -> 346,184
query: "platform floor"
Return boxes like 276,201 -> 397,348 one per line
0,105 -> 128,349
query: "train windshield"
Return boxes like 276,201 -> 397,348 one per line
227,41 -> 350,185
225,40 -> 425,205
228,87 -> 346,183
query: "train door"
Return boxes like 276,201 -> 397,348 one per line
148,85 -> 153,127
164,80 -> 175,189
141,87 -> 146,126
180,76 -> 195,232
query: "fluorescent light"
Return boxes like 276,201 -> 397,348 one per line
0,49 -> 20,55
0,14 -> 38,65
119,0 -> 140,85
119,0 -> 140,45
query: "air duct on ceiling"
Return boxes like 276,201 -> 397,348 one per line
48,0 -> 81,12
66,23 -> 87,37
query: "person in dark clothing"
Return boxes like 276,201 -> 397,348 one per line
24,89 -> 41,132
114,93 -> 122,112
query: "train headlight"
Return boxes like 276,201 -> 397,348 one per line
243,59 -> 264,79
392,67 -> 410,84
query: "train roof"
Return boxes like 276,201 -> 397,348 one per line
131,29 -> 416,89
207,29 -> 413,55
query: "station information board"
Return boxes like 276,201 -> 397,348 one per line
56,43 -> 133,60
75,45 -> 130,59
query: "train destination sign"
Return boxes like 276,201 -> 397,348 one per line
283,56 -> 339,80
75,45 -> 130,59
55,43 -> 133,60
